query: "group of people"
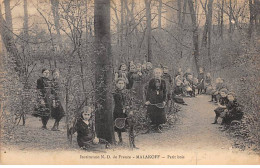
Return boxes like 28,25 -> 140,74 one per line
208,78 -> 244,131
33,69 -> 65,131
33,62 -> 244,150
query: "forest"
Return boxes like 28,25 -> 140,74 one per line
0,0 -> 259,153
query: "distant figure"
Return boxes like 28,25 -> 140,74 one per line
132,63 -> 144,105
197,67 -> 205,94
115,63 -> 129,86
172,80 -> 187,105
145,68 -> 167,133
204,73 -> 212,94
33,69 -> 52,129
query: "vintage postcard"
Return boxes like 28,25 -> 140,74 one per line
0,0 -> 259,165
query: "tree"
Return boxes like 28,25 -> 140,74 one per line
94,0 -> 115,144
188,0 -> 199,73
4,0 -> 13,32
145,0 -> 152,62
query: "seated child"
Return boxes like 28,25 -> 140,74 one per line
183,74 -> 195,97
221,92 -> 244,129
172,80 -> 187,105
72,106 -> 104,150
210,78 -> 226,103
212,88 -> 229,124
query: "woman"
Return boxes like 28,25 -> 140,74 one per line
145,68 -> 167,133
51,69 -> 65,131
33,68 -> 53,129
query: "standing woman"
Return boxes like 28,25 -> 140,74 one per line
145,68 -> 167,133
197,67 -> 205,94
51,69 -> 65,131
33,68 -> 52,129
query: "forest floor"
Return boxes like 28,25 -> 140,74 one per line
1,95 -> 259,164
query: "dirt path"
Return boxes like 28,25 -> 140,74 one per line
1,95 -> 259,164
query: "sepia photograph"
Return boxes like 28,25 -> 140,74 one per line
0,0 -> 259,165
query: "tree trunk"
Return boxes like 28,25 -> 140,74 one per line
158,0 -> 162,29
188,0 -> 200,73
50,0 -> 62,51
177,0 -> 182,26
248,0 -> 254,39
145,0 -> 152,62
0,4 -> 23,75
229,0 -> 233,40
4,0 -> 13,32
220,0 -> 224,39
207,0 -> 213,68
94,0 -> 115,144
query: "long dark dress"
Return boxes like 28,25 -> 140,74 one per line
146,78 -> 167,126
74,118 -> 95,148
113,89 -> 128,132
51,79 -> 65,120
197,72 -> 205,90
33,77 -> 52,117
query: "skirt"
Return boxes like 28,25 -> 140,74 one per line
147,105 -> 166,125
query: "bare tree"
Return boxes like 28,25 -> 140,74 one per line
188,0 -> 199,73
145,0 -> 152,62
4,0 -> 13,32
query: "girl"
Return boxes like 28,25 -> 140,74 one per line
113,78 -> 129,144
73,106 -> 100,150
212,88 -> 229,124
145,68 -> 167,133
51,69 -> 65,131
197,67 -> 205,94
126,62 -> 136,89
172,80 -> 187,105
204,73 -> 212,94
33,69 -> 52,129
115,63 -> 129,86
132,63 -> 144,105
221,92 -> 243,128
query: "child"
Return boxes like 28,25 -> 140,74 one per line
132,63 -> 144,105
221,92 -> 243,129
72,106 -> 100,149
183,68 -> 192,80
115,63 -> 129,86
113,78 -> 129,144
162,66 -> 173,103
33,69 -> 52,129
145,68 -> 167,133
210,78 -> 223,103
172,80 -> 187,105
197,67 -> 205,94
51,69 -> 65,131
126,62 -> 136,89
184,74 -> 195,97
212,88 -> 229,124
204,73 -> 212,94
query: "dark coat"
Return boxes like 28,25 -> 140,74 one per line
113,89 -> 128,132
146,78 -> 167,125
33,77 -> 52,118
74,118 -> 95,148
131,72 -> 144,103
